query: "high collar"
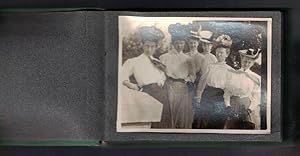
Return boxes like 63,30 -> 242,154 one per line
216,61 -> 226,64
187,50 -> 198,56
170,49 -> 183,55
141,53 -> 149,58
240,67 -> 250,72
140,53 -> 152,61
202,52 -> 211,55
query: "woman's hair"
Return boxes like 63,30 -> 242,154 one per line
138,26 -> 165,44
187,36 -> 200,42
171,38 -> 186,43
168,23 -> 189,43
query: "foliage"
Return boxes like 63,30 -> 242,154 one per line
122,21 -> 267,74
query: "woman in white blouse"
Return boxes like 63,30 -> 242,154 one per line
159,23 -> 196,129
224,48 -> 261,129
185,32 -> 209,129
194,44 -> 233,129
186,31 -> 207,75
186,33 -> 208,86
122,26 -> 172,128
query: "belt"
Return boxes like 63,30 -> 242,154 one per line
140,83 -> 160,92
167,77 -> 186,83
205,85 -> 224,91
141,83 -> 159,88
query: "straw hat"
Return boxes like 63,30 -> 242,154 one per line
190,30 -> 214,43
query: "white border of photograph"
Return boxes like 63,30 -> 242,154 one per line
117,16 -> 272,134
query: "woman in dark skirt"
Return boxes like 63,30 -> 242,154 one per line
122,26 -> 172,128
193,43 -> 233,129
223,48 -> 261,129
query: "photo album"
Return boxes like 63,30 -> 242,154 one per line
0,11 -> 281,145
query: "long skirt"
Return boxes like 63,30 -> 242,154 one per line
193,86 -> 228,129
224,96 -> 255,129
142,83 -> 172,128
164,78 -> 194,129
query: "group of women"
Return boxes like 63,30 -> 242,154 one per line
121,24 -> 261,130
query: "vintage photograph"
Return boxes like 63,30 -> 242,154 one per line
117,16 -> 272,134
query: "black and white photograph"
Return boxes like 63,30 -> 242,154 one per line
117,16 -> 272,134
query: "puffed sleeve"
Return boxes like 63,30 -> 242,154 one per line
194,54 -> 208,75
159,54 -> 166,65
122,59 -> 134,82
195,64 -> 211,99
211,54 -> 217,64
223,89 -> 232,107
186,56 -> 196,82
223,67 -> 235,107
200,58 -> 209,75
248,75 -> 261,111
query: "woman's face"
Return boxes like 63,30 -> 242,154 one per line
173,40 -> 185,52
188,39 -> 199,51
241,56 -> 255,70
201,42 -> 213,53
215,47 -> 229,62
143,41 -> 157,56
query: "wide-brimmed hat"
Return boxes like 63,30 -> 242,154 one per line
188,23 -> 202,40
239,48 -> 261,60
190,30 -> 214,44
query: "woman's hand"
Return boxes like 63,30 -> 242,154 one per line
156,80 -> 164,88
247,108 -> 252,114
123,81 -> 140,91
194,96 -> 202,104
129,83 -> 140,91
185,74 -> 196,83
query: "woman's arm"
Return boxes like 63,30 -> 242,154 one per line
186,57 -> 196,83
123,80 -> 140,91
223,89 -> 232,108
194,66 -> 210,103
248,81 -> 261,111
122,59 -> 139,91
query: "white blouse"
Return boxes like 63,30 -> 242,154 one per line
223,68 -> 261,110
122,53 -> 166,87
159,50 -> 195,81
202,53 -> 217,65
186,51 -> 208,75
205,62 -> 233,89
195,62 -> 232,98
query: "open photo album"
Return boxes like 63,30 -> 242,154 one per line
0,11 -> 281,145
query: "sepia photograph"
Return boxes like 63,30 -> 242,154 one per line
117,16 -> 272,134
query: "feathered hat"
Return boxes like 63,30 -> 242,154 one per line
215,34 -> 233,48
239,48 -> 261,59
